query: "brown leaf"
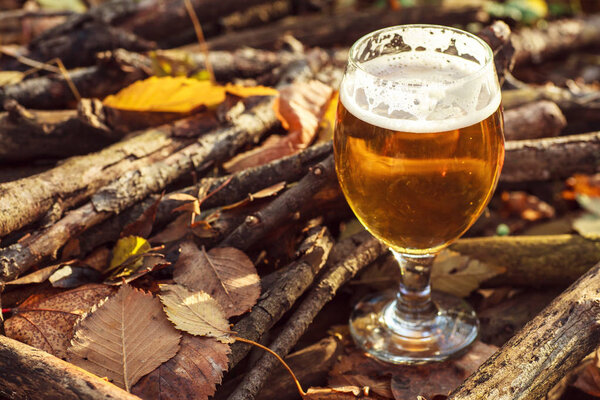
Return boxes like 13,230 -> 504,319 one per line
133,333 -> 230,400
5,263 -> 64,285
4,284 -> 114,358
224,80 -> 333,172
329,342 -> 497,400
68,284 -> 181,391
572,349 -> 600,396
82,246 -> 111,272
173,241 -> 260,317
150,213 -> 191,244
121,194 -> 163,238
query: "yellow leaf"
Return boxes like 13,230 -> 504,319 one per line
109,236 -> 151,271
224,83 -> 278,98
159,283 -> 234,344
317,91 -> 339,143
103,76 -> 227,113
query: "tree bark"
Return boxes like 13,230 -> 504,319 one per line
207,6 -> 488,50
0,100 -> 119,162
450,235 -> 600,287
0,335 -> 140,400
219,155 -> 337,251
448,261 -> 600,400
228,226 -> 334,369
512,14 -> 600,66
502,132 -> 600,182
0,49 -> 152,110
0,114 -> 209,238
227,233 -> 387,400
503,100 -> 566,141
74,142 -> 332,258
0,98 -> 278,280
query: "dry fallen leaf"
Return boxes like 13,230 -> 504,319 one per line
68,284 -> 181,391
108,235 -> 152,277
133,333 -> 230,400
103,76 -> 276,113
316,91 -> 339,143
5,263 -> 64,285
572,349 -> 600,397
159,283 -> 234,344
224,79 -> 333,172
173,241 -> 260,317
150,213 -> 191,244
431,250 -> 506,298
4,284 -> 114,358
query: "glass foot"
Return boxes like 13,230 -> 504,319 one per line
349,290 -> 478,364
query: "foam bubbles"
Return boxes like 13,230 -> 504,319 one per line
341,26 -> 501,133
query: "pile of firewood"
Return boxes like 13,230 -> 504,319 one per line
0,1 -> 600,399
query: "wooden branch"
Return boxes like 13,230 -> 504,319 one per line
0,99 -> 279,280
450,235 -> 600,287
0,114 -> 205,238
0,49 -> 152,110
477,20 -> 514,86
0,335 -> 140,400
228,226 -> 334,369
3,20 -> 155,70
227,233 -> 387,400
512,14 -> 600,65
0,100 -> 119,162
502,84 -> 600,130
448,261 -> 600,400
207,6 -> 488,50
503,100 -> 566,141
502,132 -> 600,182
219,155 -> 336,251
74,142 -> 332,258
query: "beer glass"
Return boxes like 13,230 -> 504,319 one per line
334,25 -> 504,363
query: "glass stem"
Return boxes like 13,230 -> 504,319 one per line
391,250 -> 438,324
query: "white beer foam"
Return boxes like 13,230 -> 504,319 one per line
340,26 -> 501,133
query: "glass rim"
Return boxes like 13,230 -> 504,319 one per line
347,24 -> 495,88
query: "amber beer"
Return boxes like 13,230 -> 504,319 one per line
334,54 -> 504,255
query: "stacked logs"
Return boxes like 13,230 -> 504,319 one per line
0,3 -> 600,400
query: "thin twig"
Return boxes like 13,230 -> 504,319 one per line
183,0 -> 216,84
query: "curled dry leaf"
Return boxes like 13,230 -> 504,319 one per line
173,240 -> 260,317
224,80 -> 333,172
4,284 -> 114,358
133,334 -> 230,400
159,283 -> 234,344
68,284 -> 181,392
572,349 -> 600,397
